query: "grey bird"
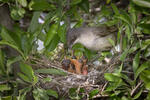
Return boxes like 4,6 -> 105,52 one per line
66,26 -> 117,51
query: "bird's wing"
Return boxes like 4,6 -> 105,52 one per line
91,26 -> 117,37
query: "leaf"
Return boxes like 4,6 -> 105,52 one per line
18,87 -> 31,100
35,68 -> 67,76
1,27 -> 20,47
120,49 -> 128,61
31,0 -> 55,11
72,43 -> 85,52
140,70 -> 150,90
115,11 -> 132,28
141,39 -> 150,50
104,73 -> 122,82
28,11 -> 41,33
10,7 -> 25,20
18,0 -> 27,7
146,92 -> 150,100
42,77 -> 52,83
111,3 -> 120,15
46,89 -> 58,98
138,23 -> 150,30
144,47 -> 150,57
79,0 -> 89,13
1,96 -> 12,100
44,24 -> 58,47
7,56 -> 22,68
0,50 -> 5,74
18,73 -> 31,83
0,84 -> 11,92
19,63 -> 35,81
108,38 -> 115,47
125,25 -> 131,41
89,89 -> 99,99
46,34 -> 60,52
132,0 -> 150,8
21,34 -> 32,56
133,51 -> 140,74
140,70 -> 150,83
33,88 -> 49,100
71,0 -> 82,5
33,76 -> 38,85
0,41 -> 25,59
129,42 -> 140,53
135,61 -> 150,80
105,80 -> 124,91
57,24 -> 66,43
89,89 -> 100,99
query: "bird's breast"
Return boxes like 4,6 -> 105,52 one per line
74,32 -> 115,51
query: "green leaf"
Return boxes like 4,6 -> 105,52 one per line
104,73 -> 122,82
71,0 -> 82,5
1,96 -> 12,100
31,0 -> 55,11
141,39 -> 150,50
10,7 -> 25,20
57,24 -> 66,43
132,0 -> 150,8
89,89 -> 99,99
115,11 -> 132,28
33,88 -> 49,100
0,41 -> 25,59
18,73 -> 31,83
108,38 -> 115,47
42,77 -> 52,83
146,92 -> 150,100
35,68 -> 67,76
140,70 -> 150,90
33,76 -> 38,85
122,36 -> 127,51
44,24 -> 58,47
46,89 -> 58,98
19,63 -> 34,81
46,34 -> 60,52
133,88 -> 143,99
144,47 -> 150,57
120,49 -> 128,61
18,0 -> 27,7
28,11 -> 41,33
21,34 -> 32,56
72,43 -> 85,52
0,50 -> 5,74
133,51 -> 140,73
7,56 -> 22,68
129,42 -> 140,53
0,27 -> 13,42
18,87 -> 31,100
135,61 -> 150,80
125,25 -> 131,40
105,80 -> 124,91
138,23 -> 150,31
79,0 -> 89,13
0,84 -> 11,92
111,3 -> 120,15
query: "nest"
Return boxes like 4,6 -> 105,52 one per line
29,55 -> 121,99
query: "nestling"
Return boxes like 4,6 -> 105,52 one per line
66,26 -> 117,51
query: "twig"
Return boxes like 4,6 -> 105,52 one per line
101,82 -> 108,93
130,81 -> 143,96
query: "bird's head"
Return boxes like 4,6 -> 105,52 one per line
66,28 -> 79,49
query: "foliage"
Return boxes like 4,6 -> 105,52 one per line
0,0 -> 150,99
102,1 -> 150,100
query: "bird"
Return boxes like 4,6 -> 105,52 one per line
66,26 -> 117,51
